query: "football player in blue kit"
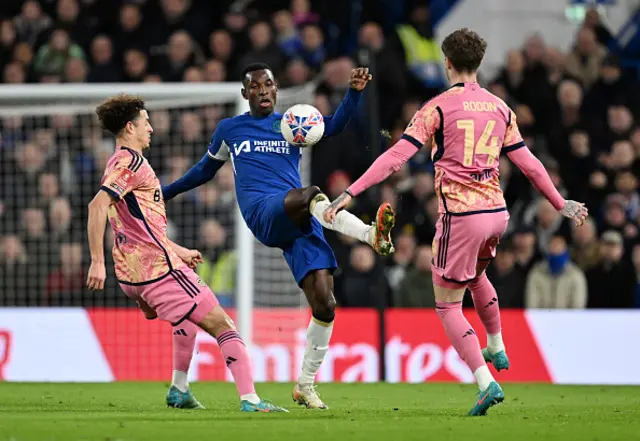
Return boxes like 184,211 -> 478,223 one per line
162,62 -> 395,409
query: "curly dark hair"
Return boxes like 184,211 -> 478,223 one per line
95,94 -> 146,136
441,28 -> 487,74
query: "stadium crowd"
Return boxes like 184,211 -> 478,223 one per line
0,0 -> 639,310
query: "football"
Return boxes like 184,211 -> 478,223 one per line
281,104 -> 325,148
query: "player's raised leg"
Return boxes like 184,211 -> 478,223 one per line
292,186 -> 395,256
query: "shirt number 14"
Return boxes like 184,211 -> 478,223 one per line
457,119 -> 500,166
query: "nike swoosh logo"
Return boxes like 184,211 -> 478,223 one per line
478,391 -> 490,405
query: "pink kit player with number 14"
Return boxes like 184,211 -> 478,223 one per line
324,28 -> 588,416
86,94 -> 287,413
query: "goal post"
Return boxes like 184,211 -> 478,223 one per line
0,81 -> 316,356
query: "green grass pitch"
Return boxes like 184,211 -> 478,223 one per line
1,383 -> 639,441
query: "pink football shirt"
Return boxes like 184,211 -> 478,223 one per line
100,147 -> 184,284
404,82 -> 524,214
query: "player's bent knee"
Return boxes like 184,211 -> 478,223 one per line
196,304 -> 236,337
303,186 -> 324,204
311,291 -> 336,324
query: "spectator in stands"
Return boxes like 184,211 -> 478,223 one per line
54,0 -> 94,51
21,207 -> 49,298
291,0 -> 319,25
395,245 -> 435,308
38,172 -> 59,205
222,7 -> 249,57
587,231 -> 635,308
237,21 -> 285,77
543,46 -> 568,89
282,58 -> 310,87
122,48 -> 148,82
113,3 -> 148,56
196,219 -> 235,307
339,244 -> 389,307
525,235 -> 588,309
615,169 -> 640,220
64,57 -> 87,82
178,111 -> 205,158
87,35 -> 121,83
33,28 -> 84,79
607,106 -> 635,142
157,30 -> 199,82
0,20 -> 17,69
12,0 -> 51,48
48,197 -> 73,242
45,241 -> 85,303
530,199 -> 572,255
547,79 -> 584,161
570,217 -> 600,271
385,232 -> 416,294
3,60 -> 25,83
486,240 -> 526,308
299,24 -> 324,71
183,66 -> 203,82
273,9 -> 300,59
208,29 -> 236,76
151,0 -> 210,48
392,2 -> 445,98
358,21 -> 407,131
600,194 -> 636,238
565,27 -> 606,90
511,226 -> 539,275
203,59 -> 226,83
13,41 -> 34,75
583,7 -> 614,47
584,55 -> 639,125
0,235 -> 30,304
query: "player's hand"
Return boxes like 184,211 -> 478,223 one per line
324,192 -> 352,223
180,249 -> 204,269
560,200 -> 588,227
349,67 -> 372,91
87,261 -> 106,291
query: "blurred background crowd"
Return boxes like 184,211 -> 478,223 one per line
1,0 -> 640,310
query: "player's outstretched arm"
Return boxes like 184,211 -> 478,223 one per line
86,190 -> 112,291
323,68 -> 371,137
324,138 -> 418,222
506,146 -> 588,226
162,154 -> 224,201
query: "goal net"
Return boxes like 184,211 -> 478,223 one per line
0,81 -> 317,382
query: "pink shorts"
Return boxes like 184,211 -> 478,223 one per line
431,210 -> 509,287
119,267 -> 219,326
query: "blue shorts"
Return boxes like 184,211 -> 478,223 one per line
245,191 -> 337,286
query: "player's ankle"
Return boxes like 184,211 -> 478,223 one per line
241,393 -> 260,404
487,333 -> 504,353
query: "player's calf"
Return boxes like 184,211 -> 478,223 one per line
295,270 -> 335,409
196,304 -> 288,412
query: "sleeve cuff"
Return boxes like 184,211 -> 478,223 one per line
100,185 -> 121,201
401,133 -> 423,149
502,141 -> 526,153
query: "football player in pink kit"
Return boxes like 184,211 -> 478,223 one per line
86,95 -> 287,413
325,29 -> 588,416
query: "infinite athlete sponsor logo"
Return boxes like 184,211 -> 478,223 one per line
232,140 -> 291,156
